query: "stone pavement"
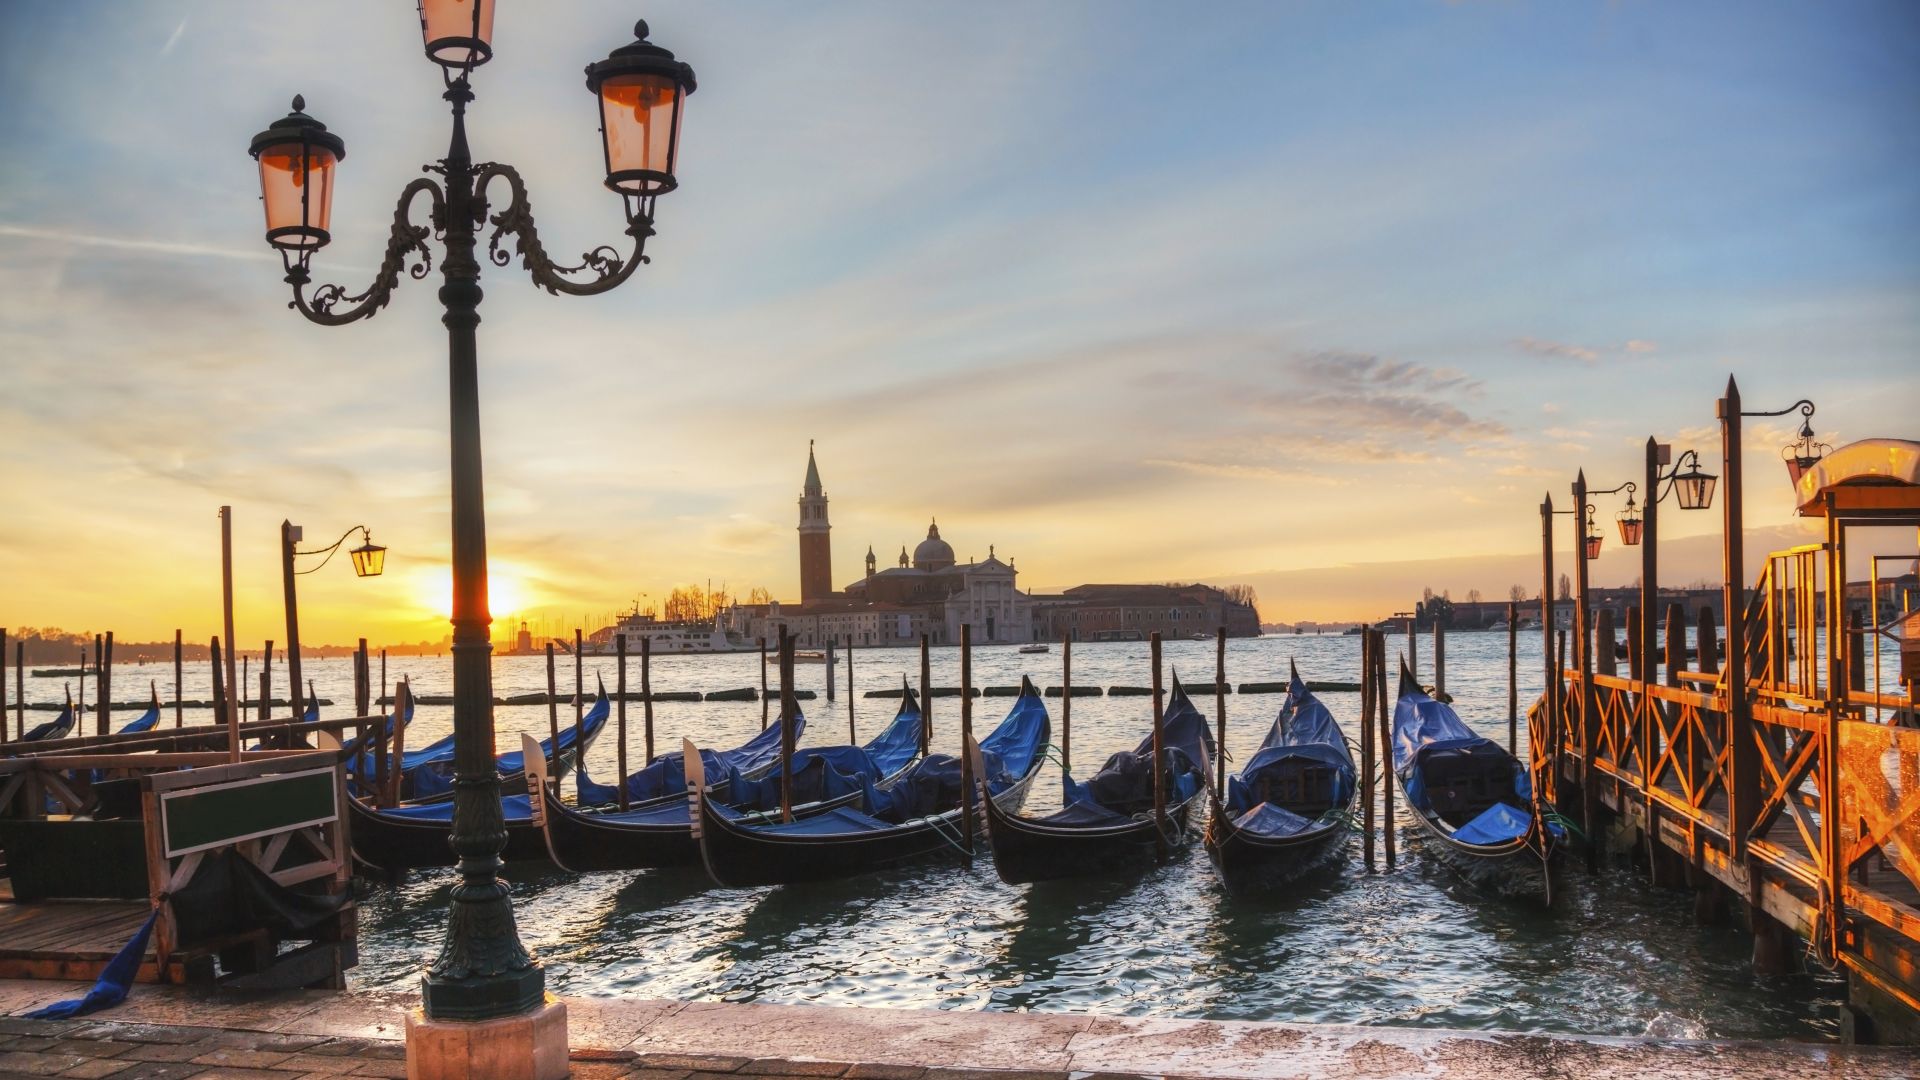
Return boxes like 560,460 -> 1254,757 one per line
1,979 -> 1915,1080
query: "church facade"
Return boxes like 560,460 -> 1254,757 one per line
729,446 -> 1035,647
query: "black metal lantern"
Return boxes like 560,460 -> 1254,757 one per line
585,21 -> 696,222
248,97 -> 346,254
1673,460 -> 1716,510
1782,417 -> 1832,486
418,0 -> 495,70
1616,495 -> 1643,546
350,535 -> 388,578
1584,506 -> 1603,560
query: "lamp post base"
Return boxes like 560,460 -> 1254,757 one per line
405,997 -> 568,1080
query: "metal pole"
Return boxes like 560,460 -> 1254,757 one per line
220,506 -> 241,762
1214,626 -> 1228,793
1540,494 -> 1556,802
616,633 -> 628,812
1150,631 -> 1167,861
282,520 -> 304,725
422,88 -> 540,1022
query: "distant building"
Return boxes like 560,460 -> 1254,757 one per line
1032,583 -> 1260,642
798,442 -> 834,603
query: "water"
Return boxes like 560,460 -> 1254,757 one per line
35,632 -> 1845,1039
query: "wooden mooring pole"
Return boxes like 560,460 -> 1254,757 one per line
1215,626 -> 1228,793
545,642 -> 559,759
846,634 -> 856,743
94,632 -> 107,736
219,506 -> 240,762
616,633 -> 629,812
259,640 -> 273,722
1507,601 -> 1518,755
1149,631 -> 1168,862
12,639 -> 22,741
919,633 -> 932,755
960,624 -> 975,853
1361,628 -> 1377,872
1375,631 -> 1396,870
759,636 -> 769,730
388,680 -> 410,808
778,625 -> 795,823
1433,622 -> 1445,698
642,635 -> 655,770
172,630 -> 184,727
1060,634 -> 1072,772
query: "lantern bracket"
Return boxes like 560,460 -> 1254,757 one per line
294,525 -> 380,575
1654,447 -> 1716,508
286,177 -> 445,325
475,162 -> 653,297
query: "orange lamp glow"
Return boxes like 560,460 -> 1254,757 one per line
585,22 -> 696,203
248,97 -> 346,252
417,0 -> 495,69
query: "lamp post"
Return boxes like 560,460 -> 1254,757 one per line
1717,379 -> 1821,868
1638,443 -> 1716,688
282,523 -> 385,723
247,4 -> 696,1054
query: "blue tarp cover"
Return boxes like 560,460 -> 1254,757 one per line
409,691 -> 611,798
1060,679 -> 1213,814
377,792 -> 534,823
1232,801 -> 1316,837
1451,801 -> 1532,845
576,704 -> 796,807
1225,670 -> 1356,825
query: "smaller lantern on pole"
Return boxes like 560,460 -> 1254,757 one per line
1616,493 -> 1643,547
1782,416 -> 1832,486
1584,505 -> 1604,561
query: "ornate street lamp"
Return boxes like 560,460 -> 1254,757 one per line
281,523 -> 386,729
1782,413 -> 1832,486
1616,494 -> 1643,547
247,14 -> 696,1037
1584,505 -> 1604,561
1665,451 -> 1717,511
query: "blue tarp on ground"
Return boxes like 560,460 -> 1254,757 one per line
24,909 -> 158,1019
577,708 -> 802,807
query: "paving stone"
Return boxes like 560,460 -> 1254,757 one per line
634,1054 -> 750,1072
96,1064 -> 212,1080
0,1018 -> 76,1038
55,1058 -> 137,1078
739,1061 -> 851,1077
113,1042 -> 207,1063
0,1047 -> 90,1075
258,1051 -> 360,1074
200,1031 -> 332,1054
565,1064 -> 633,1080
189,1068 -> 305,1080
65,1024 -> 209,1046
187,1047 -> 294,1070
5,1035 -> 62,1052
923,1071 -> 1069,1080
297,1038 -> 376,1058
343,1061 -> 407,1078
843,1066 -> 928,1080
46,1038 -> 133,1058
622,1069 -> 693,1080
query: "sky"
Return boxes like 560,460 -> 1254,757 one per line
1,1 -> 1917,646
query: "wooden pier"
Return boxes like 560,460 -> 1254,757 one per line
1536,434 -> 1920,1040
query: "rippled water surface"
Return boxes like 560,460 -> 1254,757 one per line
70,633 -> 1844,1038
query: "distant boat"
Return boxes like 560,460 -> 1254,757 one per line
1017,643 -> 1050,654
792,650 -> 828,664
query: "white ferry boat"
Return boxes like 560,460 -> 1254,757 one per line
592,612 -> 746,654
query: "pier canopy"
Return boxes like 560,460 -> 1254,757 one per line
1793,438 -> 1920,518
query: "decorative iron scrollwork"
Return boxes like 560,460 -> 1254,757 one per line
476,163 -> 651,296
288,178 -> 444,326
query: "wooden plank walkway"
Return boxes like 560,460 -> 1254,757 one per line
0,895 -> 158,983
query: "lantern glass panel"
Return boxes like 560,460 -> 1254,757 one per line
1617,517 -> 1643,546
1675,470 -> 1716,510
257,142 -> 337,249
350,542 -> 386,578
418,0 -> 494,67
1585,534 -> 1603,560
599,74 -> 683,194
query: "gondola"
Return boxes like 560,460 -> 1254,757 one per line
691,677 -> 1050,888
346,686 -> 610,872
978,674 -> 1214,884
572,696 -> 800,809
358,683 -> 610,803
1391,663 -> 1561,899
1204,662 -> 1356,892
529,689 -> 917,873
115,686 -> 163,735
19,700 -> 75,744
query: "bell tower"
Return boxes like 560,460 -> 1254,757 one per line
798,441 -> 833,602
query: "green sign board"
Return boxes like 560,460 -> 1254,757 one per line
160,767 -> 339,857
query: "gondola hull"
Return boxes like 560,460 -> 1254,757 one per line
982,794 -> 1199,885
1404,807 -> 1559,898
1204,814 -> 1351,893
695,765 -> 1040,888
347,795 -> 550,873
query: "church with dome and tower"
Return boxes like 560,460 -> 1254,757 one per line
731,444 -> 1035,647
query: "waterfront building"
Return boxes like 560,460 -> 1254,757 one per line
1030,583 -> 1260,642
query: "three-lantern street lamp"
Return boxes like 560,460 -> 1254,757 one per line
248,4 -> 696,1028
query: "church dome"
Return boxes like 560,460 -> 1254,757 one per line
912,521 -> 955,570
